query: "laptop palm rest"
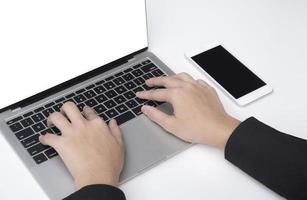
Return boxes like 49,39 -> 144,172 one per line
120,103 -> 189,182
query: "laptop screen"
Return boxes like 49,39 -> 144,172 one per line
0,0 -> 147,109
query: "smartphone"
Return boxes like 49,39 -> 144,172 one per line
185,45 -> 272,106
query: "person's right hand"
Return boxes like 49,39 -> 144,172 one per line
136,73 -> 240,149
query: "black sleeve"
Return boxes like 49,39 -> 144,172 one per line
225,117 -> 307,200
63,184 -> 126,200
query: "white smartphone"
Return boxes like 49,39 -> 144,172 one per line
185,45 -> 273,106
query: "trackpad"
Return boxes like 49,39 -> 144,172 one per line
119,111 -> 188,182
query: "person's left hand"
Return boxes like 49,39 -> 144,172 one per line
39,102 -> 124,191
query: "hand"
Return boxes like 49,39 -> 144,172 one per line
39,102 -> 124,190
136,73 -> 240,149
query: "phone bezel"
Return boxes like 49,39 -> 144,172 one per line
185,44 -> 273,106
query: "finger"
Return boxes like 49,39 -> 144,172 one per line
109,119 -> 123,145
174,72 -> 195,82
141,105 -> 175,132
47,112 -> 71,132
83,106 -> 99,121
197,79 -> 210,87
146,76 -> 184,88
136,89 -> 172,102
61,102 -> 85,124
39,134 -> 61,149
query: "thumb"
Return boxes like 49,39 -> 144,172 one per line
109,119 -> 123,146
141,105 -> 175,133
39,133 -> 60,148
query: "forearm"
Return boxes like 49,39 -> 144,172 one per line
225,117 -> 307,200
64,184 -> 126,200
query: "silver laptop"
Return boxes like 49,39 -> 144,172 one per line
0,1 -> 190,199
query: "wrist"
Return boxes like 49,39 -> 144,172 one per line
216,116 -> 241,150
74,172 -> 119,191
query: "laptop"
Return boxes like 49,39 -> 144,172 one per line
0,0 -> 190,199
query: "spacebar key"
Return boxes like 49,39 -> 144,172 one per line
115,111 -> 136,125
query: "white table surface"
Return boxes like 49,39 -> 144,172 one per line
1,0 -> 307,199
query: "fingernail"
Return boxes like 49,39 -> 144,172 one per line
141,105 -> 151,114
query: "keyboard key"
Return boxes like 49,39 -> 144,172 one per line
64,99 -> 75,104
122,73 -> 134,81
76,88 -> 86,94
115,111 -> 136,125
53,103 -> 63,112
32,122 -> 46,132
95,79 -> 105,85
152,69 -> 164,77
115,72 -> 124,77
42,119 -> 48,127
135,97 -> 148,104
125,99 -> 138,109
21,118 -> 34,127
123,91 -> 135,99
85,99 -> 98,107
132,105 -> 143,115
23,111 -> 34,118
114,86 -> 127,94
114,95 -> 127,104
133,64 -> 142,69
142,73 -> 154,80
93,86 -> 106,94
141,63 -> 157,73
105,76 -> 115,81
51,126 -> 61,134
113,77 -> 125,85
9,122 -> 23,132
133,87 -> 144,93
33,153 -> 48,164
86,84 -> 95,90
27,143 -> 49,156
104,100 -> 117,109
133,77 -> 145,85
115,104 -> 129,113
105,90 -> 118,98
55,97 -> 65,103
124,68 -> 133,73
34,107 -> 44,113
21,134 -> 40,148
31,113 -> 45,123
77,103 -> 85,112
45,102 -> 55,108
6,116 -> 23,125
84,90 -> 97,99
15,127 -> 35,140
124,81 -> 137,90
142,60 -> 151,65
65,93 -> 76,98
45,148 -> 58,159
145,101 -> 157,107
131,69 -> 144,77
105,109 -> 119,118
99,113 -> 108,121
74,94 -> 86,103
41,128 -> 54,135
93,105 -> 107,114
103,82 -> 116,90
95,94 -> 108,103
42,108 -> 55,118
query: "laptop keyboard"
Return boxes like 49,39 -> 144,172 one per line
6,59 -> 166,165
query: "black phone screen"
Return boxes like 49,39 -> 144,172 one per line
191,45 -> 266,99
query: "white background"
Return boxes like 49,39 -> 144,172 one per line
1,0 -> 307,199
0,0 -> 147,109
